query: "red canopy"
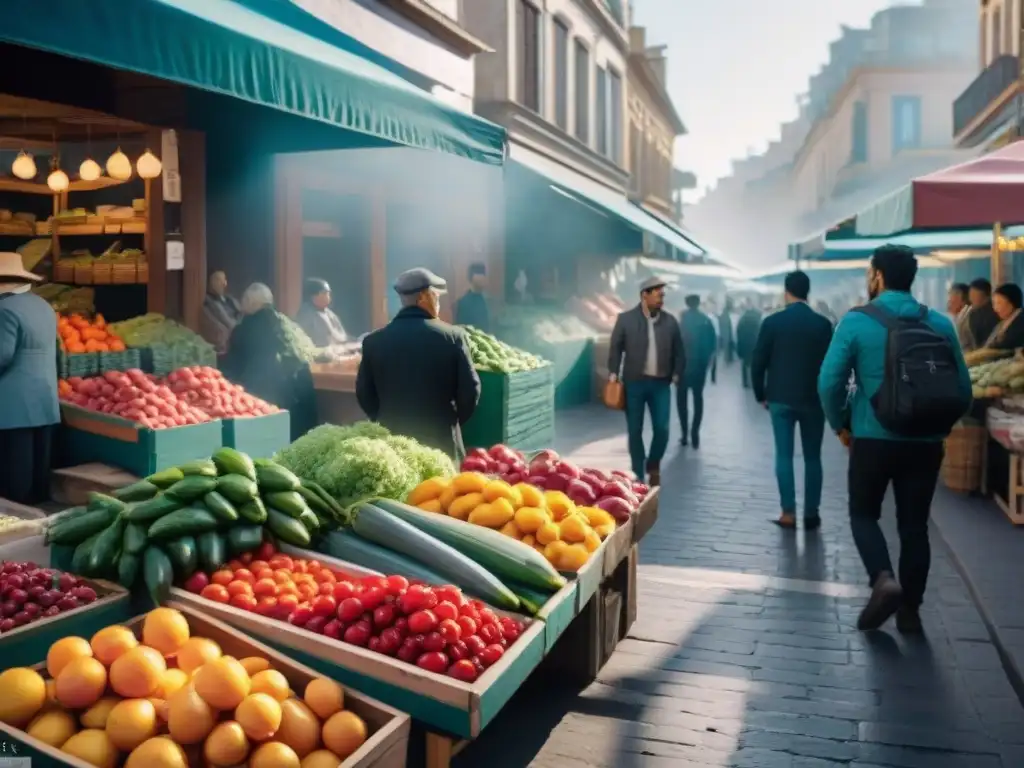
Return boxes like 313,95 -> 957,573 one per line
913,141 -> 1024,229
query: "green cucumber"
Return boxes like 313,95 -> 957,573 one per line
212,447 -> 256,481
177,459 -> 217,477
264,491 -> 307,519
117,553 -> 140,589
216,475 -> 258,505
143,547 -> 174,605
47,506 -> 119,546
87,518 -> 125,577
112,480 -> 159,503
296,485 -> 333,518
202,492 -> 239,523
237,497 -> 267,524
255,463 -> 300,493
146,467 -> 184,489
196,532 -> 226,572
265,507 -> 311,548
164,536 -> 198,579
146,507 -> 220,540
122,522 -> 149,556
507,581 -> 552,616
373,498 -> 566,592
126,494 -> 183,523
71,532 -> 102,574
304,480 -> 345,518
297,508 -> 321,533
166,476 -> 218,502
226,525 -> 265,557
321,530 -> 437,581
86,492 -> 126,516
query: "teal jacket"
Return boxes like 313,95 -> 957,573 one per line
817,291 -> 972,441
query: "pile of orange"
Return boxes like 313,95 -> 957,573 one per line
0,606 -> 368,768
58,313 -> 126,354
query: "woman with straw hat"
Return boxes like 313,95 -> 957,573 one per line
0,252 -> 58,504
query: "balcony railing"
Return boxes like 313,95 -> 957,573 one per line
953,54 -> 1019,137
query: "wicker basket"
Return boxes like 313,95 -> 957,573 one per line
942,424 -> 986,493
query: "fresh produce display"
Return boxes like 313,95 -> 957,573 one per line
463,326 -> 547,374
58,369 -> 214,429
460,445 -> 648,520
275,422 -> 455,506
166,366 -> 279,419
58,313 -> 126,354
33,283 -> 95,315
0,515 -> 43,540
108,313 -> 216,368
0,606 -> 369,765
0,561 -> 100,633
279,314 -> 331,364
964,348 -> 1014,367
186,546 -> 526,682
44,448 -> 340,605
970,356 -> 1024,399
566,293 -> 625,332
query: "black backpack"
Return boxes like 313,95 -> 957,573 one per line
852,303 -> 969,437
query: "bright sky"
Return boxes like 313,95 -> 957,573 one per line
631,0 -> 914,201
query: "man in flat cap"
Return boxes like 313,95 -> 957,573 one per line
678,294 -> 718,449
608,276 -> 684,485
356,268 -> 481,460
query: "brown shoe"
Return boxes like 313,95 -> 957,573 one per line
646,461 -> 661,487
857,572 -> 903,631
772,513 -> 797,529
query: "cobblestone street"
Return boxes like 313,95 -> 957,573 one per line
457,363 -> 1024,767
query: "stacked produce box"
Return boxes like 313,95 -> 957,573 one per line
109,314 -> 217,376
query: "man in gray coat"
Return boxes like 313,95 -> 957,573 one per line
608,277 -> 684,485
0,252 -> 59,504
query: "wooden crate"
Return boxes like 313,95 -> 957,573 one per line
461,367 -> 555,452
50,462 -> 138,506
632,487 -> 659,543
0,602 -> 410,768
169,589 -> 546,742
601,515 -> 634,579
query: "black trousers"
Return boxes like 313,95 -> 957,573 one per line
677,377 -> 706,440
0,425 -> 55,505
848,438 -> 944,608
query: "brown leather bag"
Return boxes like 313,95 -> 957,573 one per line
602,377 -> 625,410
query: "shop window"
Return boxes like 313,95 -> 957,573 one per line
630,122 -> 642,193
850,101 -> 868,163
892,95 -> 921,152
608,67 -> 623,164
574,40 -> 590,143
553,18 -> 569,130
516,0 -> 541,112
596,66 -> 607,155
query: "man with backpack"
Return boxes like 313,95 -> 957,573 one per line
818,245 -> 972,633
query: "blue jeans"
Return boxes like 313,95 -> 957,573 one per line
625,379 -> 671,479
768,403 -> 825,518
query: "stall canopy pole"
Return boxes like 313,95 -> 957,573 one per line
1018,11 -> 1024,140
994,221 -> 1004,285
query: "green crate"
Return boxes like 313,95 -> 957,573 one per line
60,403 -> 223,476
462,365 -> 555,451
98,347 -> 142,373
59,350 -> 99,379
222,411 -> 291,458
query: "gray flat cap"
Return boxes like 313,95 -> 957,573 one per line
640,276 -> 666,293
394,267 -> 448,295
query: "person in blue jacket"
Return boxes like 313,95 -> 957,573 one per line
818,245 -> 972,634
678,294 -> 717,448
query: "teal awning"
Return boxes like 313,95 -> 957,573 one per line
508,143 -> 705,260
0,0 -> 507,165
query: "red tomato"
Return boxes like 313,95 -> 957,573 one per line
478,608 -> 499,626
255,597 -> 278,615
416,652 -> 449,674
434,602 -> 459,622
211,570 -> 234,587
435,586 -> 463,606
385,575 -> 409,595
408,610 -> 438,635
456,616 -> 478,638
200,584 -> 230,603
448,659 -> 478,682
359,587 -> 386,612
225,559 -> 244,572
464,635 -> 486,656
311,595 -> 337,617
479,624 -> 502,645
438,619 -> 462,644
269,555 -> 294,571
337,597 -> 365,623
232,568 -> 256,585
333,581 -> 358,602
227,580 -> 253,597
273,570 -> 293,585
253,578 -> 278,597
230,593 -> 258,612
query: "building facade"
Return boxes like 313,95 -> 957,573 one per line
953,0 -> 1023,148
626,26 -> 685,219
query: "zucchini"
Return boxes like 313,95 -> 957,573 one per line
507,581 -> 552,617
112,480 -> 159,503
197,532 -> 227,572
126,494 -> 183,523
87,518 -> 125,577
255,463 -> 300,493
373,499 -> 566,592
265,507 -> 311,548
117,553 -> 140,589
237,497 -> 268,524
297,508 -> 321,533
143,546 -> 174,606
202,491 -> 239,523
304,480 -> 345,519
226,525 -> 265,557
212,447 -> 256,481
264,491 -> 307,519
48,506 -> 119,546
352,503 -> 519,610
71,532 -> 102,575
166,476 -> 218,503
123,523 -> 148,556
164,536 -> 198,579
321,531 -> 433,582
296,485 -> 334,518
87,492 -> 127,515
147,507 -> 220,540
177,459 -> 217,477
216,475 -> 258,505
146,467 -> 184,489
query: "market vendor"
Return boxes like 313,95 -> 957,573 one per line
295,277 -> 350,351
454,262 -> 490,332
199,270 -> 242,357
985,283 -> 1024,351
356,267 -> 480,460
969,278 -> 1000,352
0,252 -> 59,505
222,283 -> 318,440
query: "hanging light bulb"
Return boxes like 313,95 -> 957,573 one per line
106,148 -> 132,180
79,157 -> 102,182
47,167 -> 69,192
11,151 -> 37,180
136,149 -> 162,180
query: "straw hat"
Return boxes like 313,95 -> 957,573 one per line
0,252 -> 41,282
